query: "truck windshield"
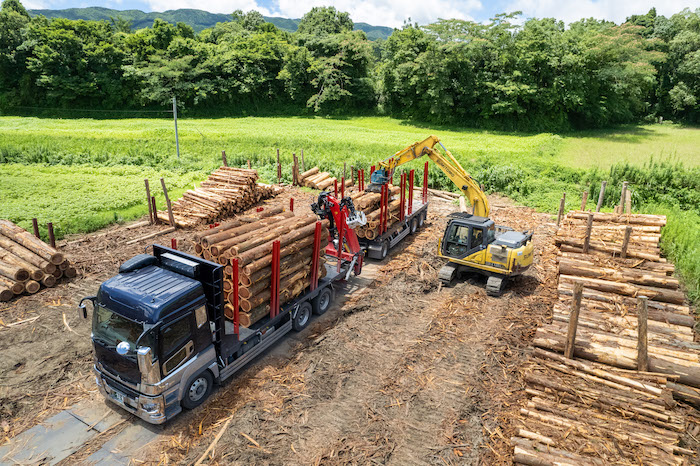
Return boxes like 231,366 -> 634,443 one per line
92,305 -> 148,353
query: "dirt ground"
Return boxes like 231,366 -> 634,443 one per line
0,188 -> 558,464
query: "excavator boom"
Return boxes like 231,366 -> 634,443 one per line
371,135 -> 489,217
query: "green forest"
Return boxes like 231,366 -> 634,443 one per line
1,1 -> 700,130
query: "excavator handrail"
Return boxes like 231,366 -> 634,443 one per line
376,135 -> 490,217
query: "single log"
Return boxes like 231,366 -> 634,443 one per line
566,211 -> 666,226
0,220 -> 64,265
24,280 -> 40,294
558,258 -> 679,289
0,248 -> 43,280
239,256 -> 312,299
564,283 -> 583,359
240,246 -> 315,287
125,227 -> 176,245
239,303 -> 271,327
638,296 -> 649,371
42,275 -> 57,287
299,167 -> 319,182
0,234 -> 54,272
0,260 -> 30,281
559,275 -> 685,305
0,275 -> 24,295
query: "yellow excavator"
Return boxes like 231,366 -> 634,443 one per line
367,135 -> 534,296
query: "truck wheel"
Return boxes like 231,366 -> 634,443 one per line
409,217 -> 418,235
312,287 -> 333,315
182,370 -> 213,410
418,212 -> 426,227
293,302 -> 312,331
380,240 -> 389,259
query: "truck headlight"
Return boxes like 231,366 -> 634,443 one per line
95,376 -> 102,387
140,396 -> 164,414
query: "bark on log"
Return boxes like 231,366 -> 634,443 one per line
202,211 -> 294,248
239,245 -> 314,287
0,220 -> 63,265
0,260 -> 30,281
0,234 -> 54,272
299,167 -> 319,182
559,258 -> 679,289
559,275 -> 685,305
237,221 -> 329,267
0,275 -> 24,295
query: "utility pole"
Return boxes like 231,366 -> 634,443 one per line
172,96 -> 180,160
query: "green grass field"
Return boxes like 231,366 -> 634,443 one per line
0,116 -> 697,303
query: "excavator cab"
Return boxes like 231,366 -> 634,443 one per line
438,213 -> 533,296
366,169 -> 390,193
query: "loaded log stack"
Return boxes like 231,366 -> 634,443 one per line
157,167 -> 280,228
350,186 -> 401,240
0,219 -> 76,302
298,166 -> 353,191
193,206 -> 328,328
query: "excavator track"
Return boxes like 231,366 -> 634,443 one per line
438,263 -> 459,286
486,276 -> 506,297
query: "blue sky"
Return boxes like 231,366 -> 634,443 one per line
25,0 -> 700,28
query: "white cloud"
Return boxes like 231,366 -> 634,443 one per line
146,0 -> 272,15
271,0 -> 482,27
22,0 -> 49,9
505,0 -> 700,24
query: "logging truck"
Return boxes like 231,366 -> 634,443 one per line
79,195 -> 365,424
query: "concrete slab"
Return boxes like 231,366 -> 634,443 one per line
0,410 -> 98,465
86,422 -> 160,465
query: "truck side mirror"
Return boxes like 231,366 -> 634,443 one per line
137,346 -> 160,385
78,296 -> 96,319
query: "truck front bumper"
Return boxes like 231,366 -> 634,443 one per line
95,368 -> 167,425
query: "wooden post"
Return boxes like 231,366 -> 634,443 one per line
580,190 -> 588,211
619,181 -> 628,212
292,153 -> 298,186
564,282 -> 583,359
621,226 -> 633,259
144,179 -> 153,224
556,196 -> 565,226
596,180 -> 607,212
343,162 -> 347,182
625,189 -> 632,214
47,222 -> 56,249
301,149 -> 305,172
351,165 -> 355,185
151,197 -> 159,224
221,150 -> 228,167
582,213 -> 594,253
31,218 -> 40,238
160,178 -> 176,228
276,149 -> 281,185
247,160 -> 251,169
480,183 -> 485,192
637,296 -> 649,371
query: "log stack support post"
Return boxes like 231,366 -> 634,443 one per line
340,177 -> 345,199
160,178 -> 176,228
581,190 -> 588,211
270,240 -> 281,319
151,197 -> 159,224
334,179 -> 338,198
221,151 -> 228,167
564,282 -> 583,359
596,180 -> 607,212
289,198 -> 294,212
637,296 -> 649,371
621,226 -> 633,259
408,169 -> 415,215
370,165 -> 375,177
336,208 -> 345,273
47,223 -> 55,249
292,153 -> 298,186
171,238 -> 177,250
276,149 -> 281,185
247,160 -> 251,169
422,161 -> 429,204
619,181 -> 629,213
232,258 -> 239,335
557,192 -> 566,226
343,162 -> 347,182
582,213 -> 594,253
144,179 -> 153,224
31,218 -> 40,238
359,169 -> 364,191
301,149 -> 305,172
351,166 -> 355,186
310,222 -> 322,291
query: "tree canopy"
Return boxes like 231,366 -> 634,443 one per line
1,3 -> 699,128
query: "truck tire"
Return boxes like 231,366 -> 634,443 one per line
409,217 -> 418,235
182,370 -> 213,410
312,287 -> 333,315
419,211 -> 426,227
293,302 -> 312,331
380,240 -> 389,260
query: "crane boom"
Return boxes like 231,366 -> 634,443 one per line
373,135 -> 490,217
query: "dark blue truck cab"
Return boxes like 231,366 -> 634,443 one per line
80,245 -> 341,424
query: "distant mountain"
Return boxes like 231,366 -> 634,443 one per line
28,7 -> 394,40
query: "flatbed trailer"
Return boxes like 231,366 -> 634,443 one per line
82,222 -> 357,425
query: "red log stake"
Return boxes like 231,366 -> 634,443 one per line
270,240 -> 281,318
408,169 -> 415,215
310,221 -> 322,291
423,161 -> 429,204
290,198 -> 294,212
171,238 -> 177,250
232,258 -> 239,335
334,179 -> 338,197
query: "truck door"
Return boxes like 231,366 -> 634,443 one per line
160,314 -> 196,378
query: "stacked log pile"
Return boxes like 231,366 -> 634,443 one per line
193,206 -> 328,328
0,219 -> 76,302
158,167 -> 280,228
351,186 -> 401,240
512,208 -> 698,464
513,349 -> 694,465
298,167 -> 352,191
